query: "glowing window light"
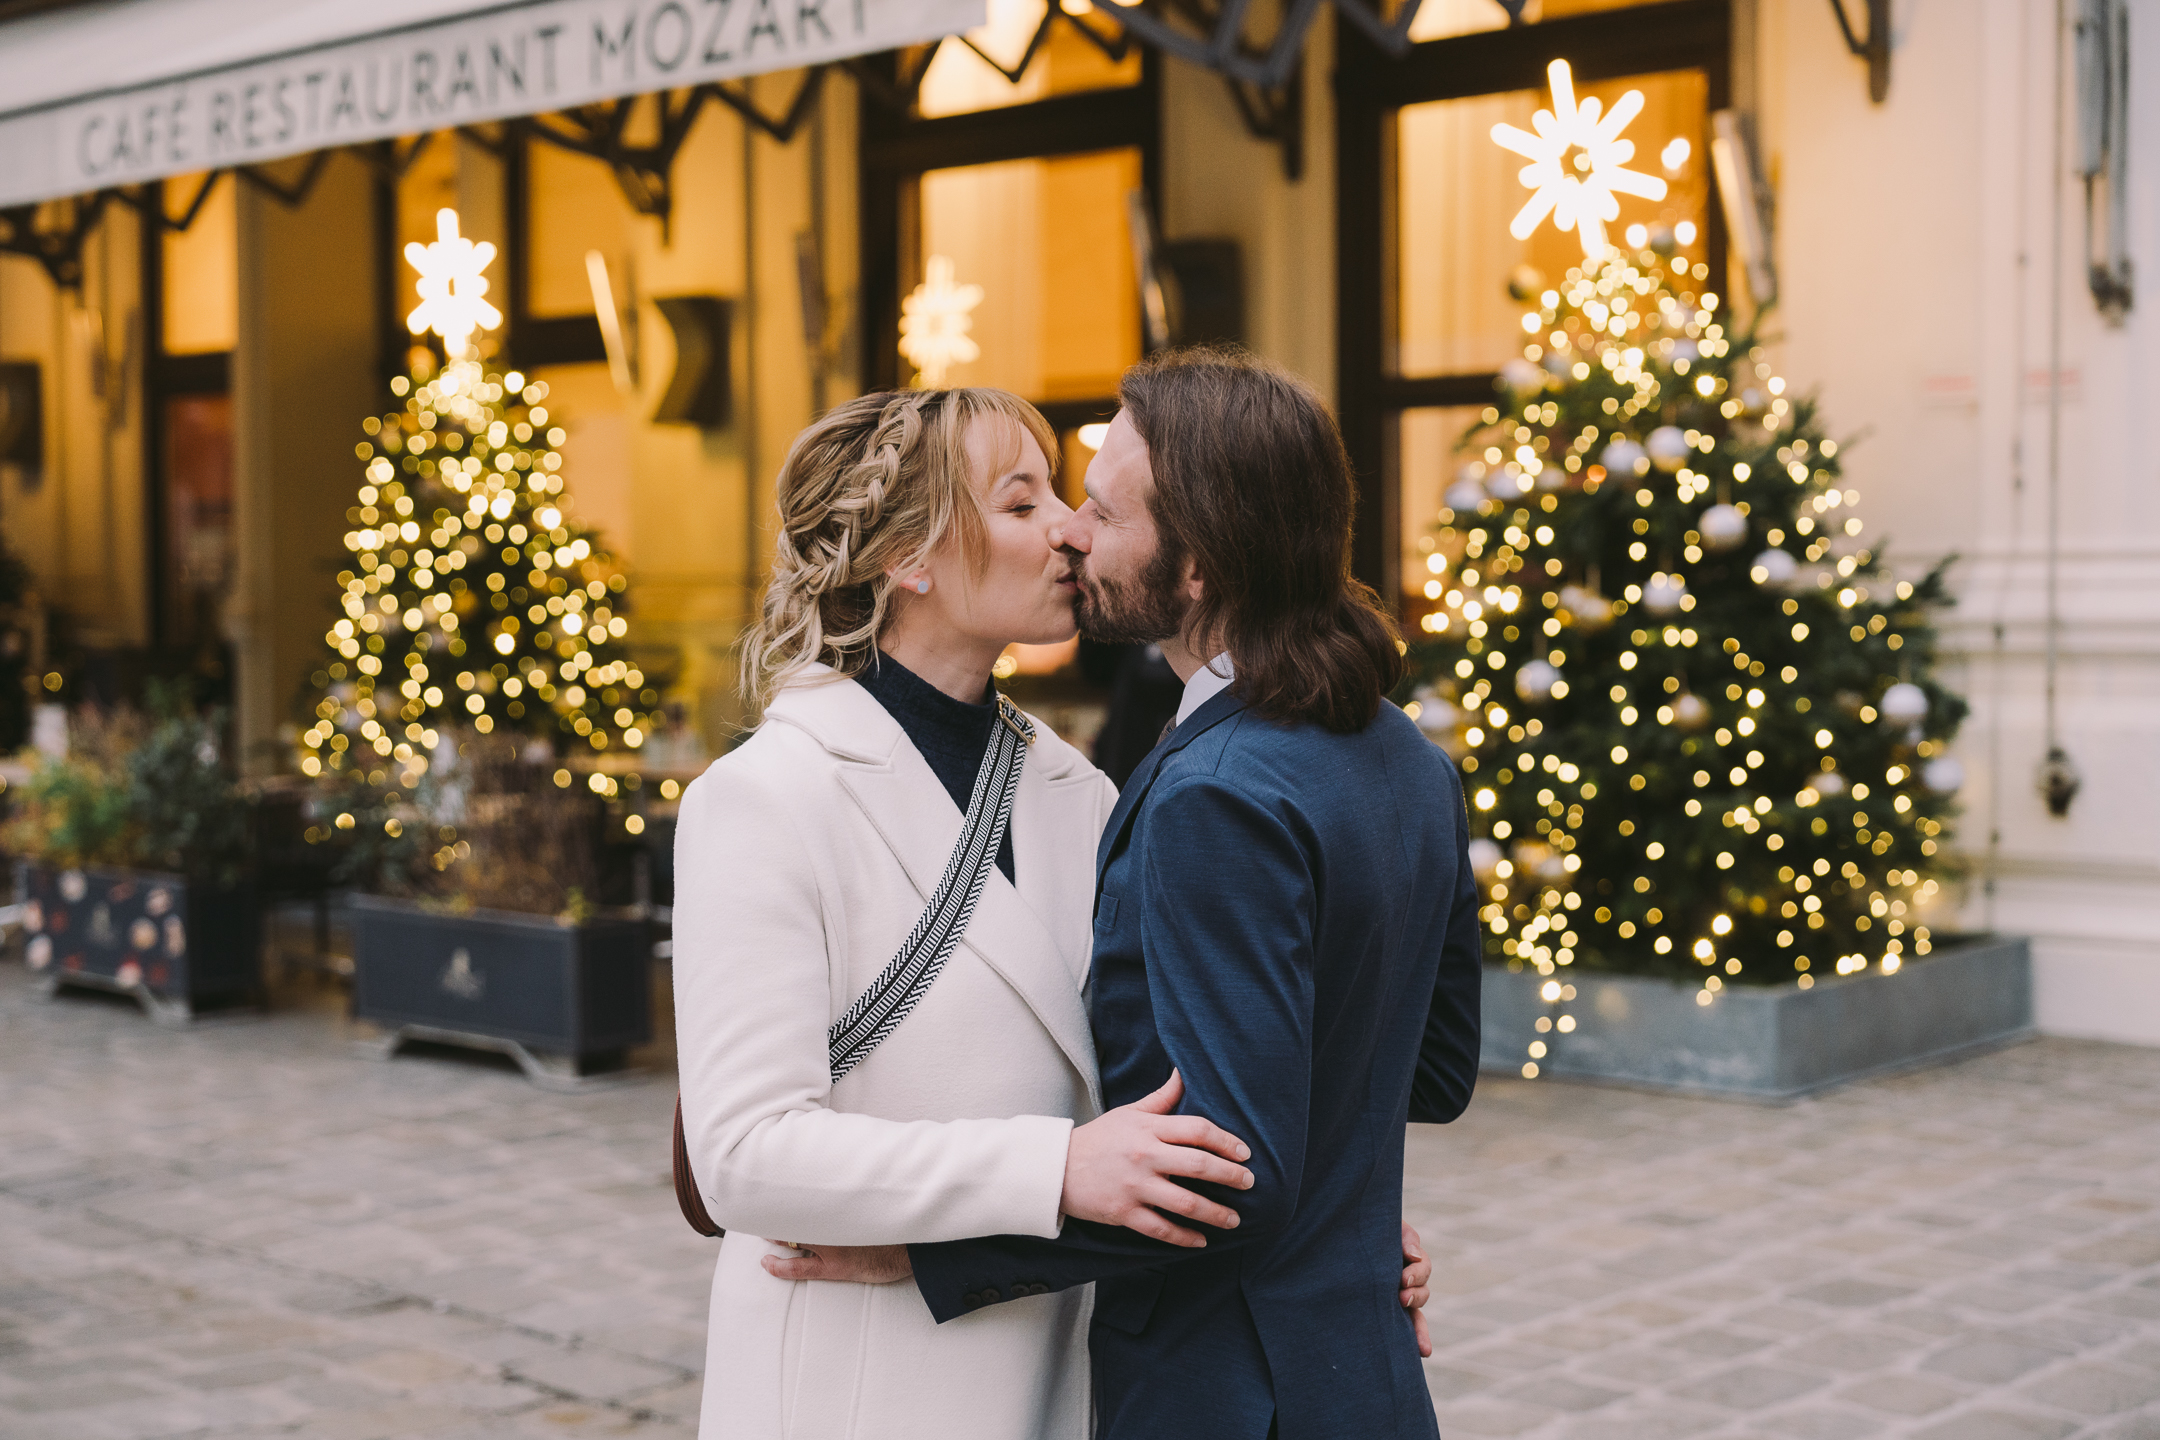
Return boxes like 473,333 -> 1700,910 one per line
899,255 -> 983,387
1490,59 -> 1670,258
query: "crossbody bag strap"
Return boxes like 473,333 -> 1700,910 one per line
671,694 -> 1035,1238
827,693 -> 1034,1083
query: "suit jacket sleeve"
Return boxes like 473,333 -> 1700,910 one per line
1409,759 -> 1482,1124
911,774 -> 1314,1321
673,760 -> 1071,1246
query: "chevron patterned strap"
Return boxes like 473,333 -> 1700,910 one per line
827,694 -> 1034,1083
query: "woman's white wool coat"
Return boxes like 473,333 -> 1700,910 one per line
674,666 -> 1118,1439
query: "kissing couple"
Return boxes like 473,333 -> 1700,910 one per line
673,347 -> 1484,1439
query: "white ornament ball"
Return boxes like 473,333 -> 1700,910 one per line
1880,682 -> 1930,725
1500,358 -> 1545,394
1809,770 -> 1847,798
1515,659 -> 1560,703
1558,585 -> 1615,632
1698,503 -> 1749,551
1671,693 -> 1711,730
1668,338 -> 1701,365
1543,349 -> 1574,377
1646,425 -> 1691,472
1739,387 -> 1766,413
1445,480 -> 1487,513
1601,438 -> 1648,478
1922,756 -> 1965,795
1642,574 -> 1688,615
1410,687 -> 1460,736
1751,548 -> 1799,588
1467,838 -> 1504,881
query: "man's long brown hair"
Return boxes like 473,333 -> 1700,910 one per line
1121,347 -> 1404,733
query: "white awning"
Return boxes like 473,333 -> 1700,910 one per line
0,0 -> 981,207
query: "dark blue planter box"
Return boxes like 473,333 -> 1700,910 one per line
350,896 -> 651,1085
14,860 -> 261,1023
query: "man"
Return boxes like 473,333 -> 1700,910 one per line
780,349 -> 1483,1438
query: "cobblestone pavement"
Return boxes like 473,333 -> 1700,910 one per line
1,959 -> 2156,1440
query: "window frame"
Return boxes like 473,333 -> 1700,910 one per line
1335,0 -> 1731,602
857,45 -> 1162,430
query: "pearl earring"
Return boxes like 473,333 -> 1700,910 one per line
913,578 -> 931,594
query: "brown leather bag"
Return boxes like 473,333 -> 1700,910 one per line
672,1095 -> 724,1237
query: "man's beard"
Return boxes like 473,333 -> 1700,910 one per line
1068,536 -> 1191,646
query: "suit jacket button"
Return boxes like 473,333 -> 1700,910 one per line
983,1286 -> 1003,1303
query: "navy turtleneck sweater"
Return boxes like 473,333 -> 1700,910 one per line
855,651 -> 1016,885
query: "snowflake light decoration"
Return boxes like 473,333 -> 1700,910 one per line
1491,59 -> 1669,259
405,208 -> 503,358
899,255 -> 983,387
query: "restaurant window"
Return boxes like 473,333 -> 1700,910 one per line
860,17 -> 1160,738
147,173 -> 239,663
911,0 -> 1142,119
1336,0 -> 1729,603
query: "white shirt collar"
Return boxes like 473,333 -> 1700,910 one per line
1174,653 -> 1235,727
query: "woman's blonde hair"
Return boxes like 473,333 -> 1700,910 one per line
740,387 -> 1058,709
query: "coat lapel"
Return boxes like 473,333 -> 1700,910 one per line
766,671 -> 1102,1107
1095,685 -> 1248,885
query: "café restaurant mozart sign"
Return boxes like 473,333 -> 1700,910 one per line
0,0 -> 983,207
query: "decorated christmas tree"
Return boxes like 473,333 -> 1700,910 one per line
1401,249 -> 1967,1018
297,210 -> 657,800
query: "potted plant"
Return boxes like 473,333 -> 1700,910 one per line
339,736 -> 651,1087
5,695 -> 259,1023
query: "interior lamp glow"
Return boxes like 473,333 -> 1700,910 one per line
405,208 -> 502,358
899,254 -> 983,387
1491,59 -> 1669,259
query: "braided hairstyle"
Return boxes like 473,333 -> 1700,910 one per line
741,387 -> 1058,710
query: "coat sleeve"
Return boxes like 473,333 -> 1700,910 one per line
1409,759 -> 1482,1124
910,774 -> 1314,1320
672,756 -> 1071,1246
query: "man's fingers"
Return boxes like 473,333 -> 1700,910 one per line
1153,1115 -> 1252,1163
762,1253 -> 830,1282
1400,1254 -> 1432,1289
1153,1146 -> 1254,1190
1412,1306 -> 1433,1358
1131,1068 -> 1184,1115
1140,1180 -> 1240,1231
1401,1220 -> 1426,1262
1400,1284 -> 1429,1310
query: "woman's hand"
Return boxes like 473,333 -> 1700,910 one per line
1060,1070 -> 1254,1247
1401,1221 -> 1433,1357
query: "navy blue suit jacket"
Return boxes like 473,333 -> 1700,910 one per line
910,687 -> 1484,1440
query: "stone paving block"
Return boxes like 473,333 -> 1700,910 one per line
1790,1280 -> 1917,1309
1751,1406 -> 1887,1438
506,1347 -> 685,1404
2096,1417 -> 2160,1440
2019,1361 -> 2160,1415
1779,1327 -> 1922,1371
1671,1364 -> 1830,1409
1922,1333 -> 2069,1384
1907,1408 -> 2080,1439
1431,1398 -> 1558,1436
1497,1375 -> 1628,1412
1834,1371 -> 1968,1415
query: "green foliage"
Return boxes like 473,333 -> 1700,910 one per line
1401,249 -> 1967,992
1,690 -> 250,882
299,355 -> 659,792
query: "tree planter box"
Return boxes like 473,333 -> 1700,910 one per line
1480,935 -> 2033,1102
13,861 -> 261,1024
349,895 -> 651,1089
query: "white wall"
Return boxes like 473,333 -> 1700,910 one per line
1755,0 -> 2160,1043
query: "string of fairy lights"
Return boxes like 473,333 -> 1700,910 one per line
296,209 -> 680,865
1404,245 -> 1964,1076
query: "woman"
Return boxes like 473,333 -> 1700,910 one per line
674,388 -> 1432,1439
673,388 -> 1259,1440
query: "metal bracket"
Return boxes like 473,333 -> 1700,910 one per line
1828,0 -> 1891,103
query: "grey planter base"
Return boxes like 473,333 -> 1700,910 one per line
1480,935 -> 2033,1103
355,1023 -> 639,1093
